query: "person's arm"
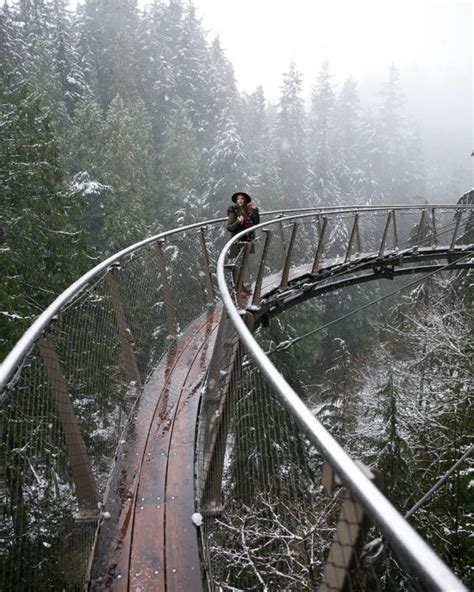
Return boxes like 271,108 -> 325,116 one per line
250,205 -> 260,225
226,206 -> 242,233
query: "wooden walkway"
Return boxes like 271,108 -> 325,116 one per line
89,307 -> 222,591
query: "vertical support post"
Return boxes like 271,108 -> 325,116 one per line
280,222 -> 298,288
378,210 -> 392,257
154,240 -> 178,339
197,227 -> 215,305
392,210 -> 399,250
252,229 -> 272,306
311,217 -> 328,274
320,461 -> 380,592
38,336 -> 99,519
278,216 -> 287,266
345,214 -> 361,263
431,208 -> 437,247
355,214 -> 362,255
105,272 -> 142,392
199,317 -> 242,510
450,209 -> 462,251
235,242 -> 252,306
415,209 -> 427,246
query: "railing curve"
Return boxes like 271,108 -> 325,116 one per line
0,206 -> 348,590
0,204 -> 472,590
209,204 -> 473,591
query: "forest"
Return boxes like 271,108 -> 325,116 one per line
1,0 -> 443,358
0,0 -> 472,587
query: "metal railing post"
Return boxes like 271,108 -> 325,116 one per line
38,336 -> 99,519
280,222 -> 299,288
105,271 -> 142,393
311,217 -> 328,274
235,242 -> 252,305
320,460 -> 380,592
392,209 -> 399,250
431,208 -> 437,246
378,210 -> 392,257
252,229 -> 272,306
415,208 -> 428,246
450,209 -> 462,251
199,318 -> 242,510
345,213 -> 361,263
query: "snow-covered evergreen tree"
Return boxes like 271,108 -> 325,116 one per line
159,98 -> 200,221
275,62 -> 308,208
307,60 -> 340,208
98,94 -> 157,251
0,75 -> 87,358
373,65 -> 425,203
76,0 -> 141,111
241,86 -> 282,210
204,106 -> 249,217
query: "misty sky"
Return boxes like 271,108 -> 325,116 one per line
187,0 -> 470,98
72,0 -> 473,181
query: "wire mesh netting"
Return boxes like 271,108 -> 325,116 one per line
1,206 -> 471,590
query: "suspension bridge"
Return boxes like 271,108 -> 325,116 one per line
0,205 -> 472,591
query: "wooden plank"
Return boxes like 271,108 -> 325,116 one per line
128,308 -> 221,591
89,308 -> 221,590
164,309 -> 220,592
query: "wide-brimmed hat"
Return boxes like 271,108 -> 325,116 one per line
231,191 -> 252,204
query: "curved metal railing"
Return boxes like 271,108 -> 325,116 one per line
204,204 -> 473,591
0,204 -> 472,590
0,207 -> 343,590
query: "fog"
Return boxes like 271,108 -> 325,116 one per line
69,0 -> 474,198
187,0 -> 473,191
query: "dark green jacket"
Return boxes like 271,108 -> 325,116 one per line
226,205 -> 260,240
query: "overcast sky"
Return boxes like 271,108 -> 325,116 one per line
168,0 -> 472,168
185,0 -> 471,100
72,0 -> 472,173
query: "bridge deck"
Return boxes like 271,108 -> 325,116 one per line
90,307 -> 222,591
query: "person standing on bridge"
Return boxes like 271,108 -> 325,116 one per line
226,191 -> 260,297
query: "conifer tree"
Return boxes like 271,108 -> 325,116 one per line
374,65 -> 425,202
241,86 -> 282,210
376,372 -> 412,502
317,338 -> 356,445
66,96 -> 108,240
275,62 -> 307,208
158,98 -> 200,221
77,0 -> 141,111
307,60 -> 340,207
204,106 -> 249,217
0,76 -> 87,358
97,94 -> 158,251
334,77 -> 378,205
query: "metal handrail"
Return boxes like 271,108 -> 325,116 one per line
5,203 -> 468,394
216,205 -> 470,592
0,208 -> 317,393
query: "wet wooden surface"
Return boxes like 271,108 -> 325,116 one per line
89,307 -> 222,591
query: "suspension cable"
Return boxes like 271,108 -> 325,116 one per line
405,445 -> 473,520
